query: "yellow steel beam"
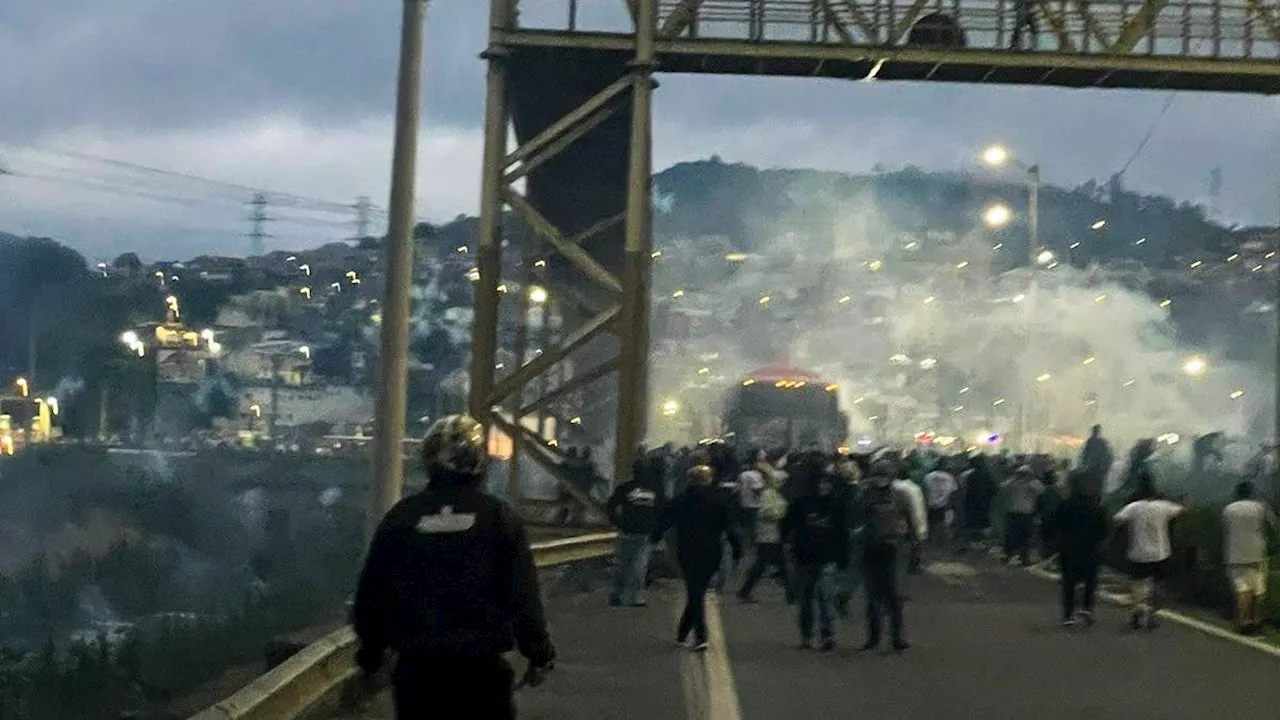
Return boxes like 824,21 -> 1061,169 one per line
490,410 -> 606,512
493,29 -> 1280,81
837,0 -> 883,43
1246,0 -> 1280,41
1110,0 -> 1170,53
487,306 -> 620,406
890,0 -> 932,44
503,101 -> 620,184
1037,0 -> 1080,52
503,74 -> 633,170
503,189 -> 625,296
517,357 -> 620,417
816,0 -> 855,44
1073,0 -> 1114,50
660,0 -> 707,37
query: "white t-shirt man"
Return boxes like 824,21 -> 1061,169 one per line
893,479 -> 929,542
1222,499 -> 1275,596
1114,499 -> 1184,564
1223,499 -> 1276,566
738,468 -> 765,510
923,470 -> 958,510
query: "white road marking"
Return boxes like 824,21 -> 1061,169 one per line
1025,565 -> 1280,660
673,592 -> 744,720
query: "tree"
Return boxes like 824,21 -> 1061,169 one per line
112,252 -> 143,276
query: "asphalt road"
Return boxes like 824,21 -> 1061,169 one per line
333,554 -> 1280,719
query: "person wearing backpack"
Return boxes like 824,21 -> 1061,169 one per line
857,457 -> 920,652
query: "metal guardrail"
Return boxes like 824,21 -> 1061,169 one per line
189,532 -> 618,720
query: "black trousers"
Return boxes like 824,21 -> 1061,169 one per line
738,543 -> 792,601
1004,513 -> 1035,565
864,542 -> 904,644
1061,558 -> 1099,619
394,653 -> 515,719
679,565 -> 716,644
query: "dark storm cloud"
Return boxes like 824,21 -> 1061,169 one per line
1,0 -> 1276,224
0,0 -> 488,138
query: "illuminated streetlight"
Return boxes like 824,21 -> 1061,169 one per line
1182,355 -> 1208,377
758,296 -> 771,305
981,144 -> 1011,168
250,404 -> 262,418
300,287 -> 312,300
46,398 -> 59,416
14,378 -> 28,398
955,260 -> 970,270
983,203 -> 1013,228
299,264 -> 312,276
528,286 -> 549,305
1036,249 -> 1056,266
671,289 -> 685,298
1036,372 -> 1052,383
661,399 -> 680,417
1230,389 -> 1245,400
838,295 -> 852,305
725,252 -> 747,262
1090,220 -> 1107,230
299,346 -> 311,360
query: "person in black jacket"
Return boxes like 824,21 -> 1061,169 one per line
652,464 -> 741,652
1052,469 -> 1109,627
352,414 -> 555,719
606,454 -> 665,607
782,454 -> 849,651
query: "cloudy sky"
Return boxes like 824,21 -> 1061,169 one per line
1,0 -> 1276,260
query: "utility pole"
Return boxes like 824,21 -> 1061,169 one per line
353,196 -> 373,241
247,192 -> 272,257
371,0 -> 427,532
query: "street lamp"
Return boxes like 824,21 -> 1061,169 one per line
980,143 -> 1040,269
14,377 -> 28,397
1182,355 -> 1208,377
1036,249 -> 1056,266
528,285 -> 549,305
983,203 -> 1013,228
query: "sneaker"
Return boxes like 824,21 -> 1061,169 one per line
1079,611 -> 1095,627
892,640 -> 910,652
691,641 -> 709,652
1129,612 -> 1143,631
1062,617 -> 1077,628
819,638 -> 836,652
798,638 -> 814,650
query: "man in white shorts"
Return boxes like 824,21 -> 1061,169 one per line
1223,481 -> 1277,634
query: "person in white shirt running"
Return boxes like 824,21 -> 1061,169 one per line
1113,483 -> 1185,630
1222,481 -> 1277,634
922,464 -> 958,550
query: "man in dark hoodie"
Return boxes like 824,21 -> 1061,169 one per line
782,453 -> 849,651
858,457 -> 919,652
1052,470 -> 1109,627
652,464 -> 741,652
353,414 -> 554,719
606,454 -> 665,607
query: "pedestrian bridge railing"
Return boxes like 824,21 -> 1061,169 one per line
188,532 -> 618,720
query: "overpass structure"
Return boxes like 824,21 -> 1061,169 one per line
467,0 -> 1280,494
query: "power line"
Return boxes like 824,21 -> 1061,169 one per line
0,143 -> 390,217
1115,95 -> 1177,178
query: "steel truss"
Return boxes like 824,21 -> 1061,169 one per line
470,0 -> 659,508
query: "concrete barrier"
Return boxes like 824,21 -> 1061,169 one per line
189,532 -> 618,720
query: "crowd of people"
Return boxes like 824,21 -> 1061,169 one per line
347,413 -> 1276,718
604,424 -> 1279,652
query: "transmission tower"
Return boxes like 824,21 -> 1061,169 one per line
353,196 -> 372,241
246,192 -> 273,257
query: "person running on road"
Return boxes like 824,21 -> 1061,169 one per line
352,414 -> 555,719
858,458 -> 920,652
1052,470 -> 1109,627
652,464 -> 741,652
1222,481 -> 1277,634
923,460 -> 958,551
1113,481 -> 1185,630
1001,466 -> 1044,566
737,467 -> 793,604
782,454 -> 848,651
